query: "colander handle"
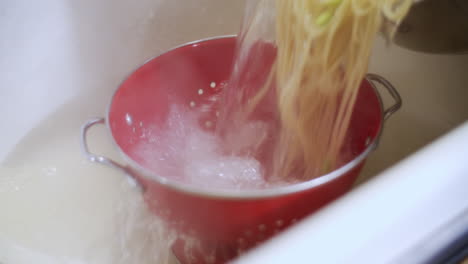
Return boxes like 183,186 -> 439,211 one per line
366,73 -> 402,121
80,118 -> 127,171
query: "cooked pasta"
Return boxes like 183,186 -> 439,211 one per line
242,0 -> 412,180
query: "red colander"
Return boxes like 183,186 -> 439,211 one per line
81,36 -> 401,264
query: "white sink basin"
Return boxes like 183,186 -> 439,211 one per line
1,0 -> 467,263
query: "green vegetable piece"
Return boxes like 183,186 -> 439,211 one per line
316,9 -> 333,26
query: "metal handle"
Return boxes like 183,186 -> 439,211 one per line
366,73 -> 402,121
80,118 -> 126,171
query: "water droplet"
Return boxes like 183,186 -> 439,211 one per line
210,82 -> 216,88
258,224 -> 266,232
139,121 -> 143,127
198,89 -> 204,95
190,101 -> 196,108
205,121 -> 213,128
125,113 -> 133,125
276,219 -> 284,227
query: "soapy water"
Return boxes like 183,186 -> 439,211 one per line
132,104 -> 280,190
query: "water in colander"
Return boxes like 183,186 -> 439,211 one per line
131,104 -> 276,190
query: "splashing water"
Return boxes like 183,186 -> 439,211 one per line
132,105 -> 277,190
110,179 -> 176,264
